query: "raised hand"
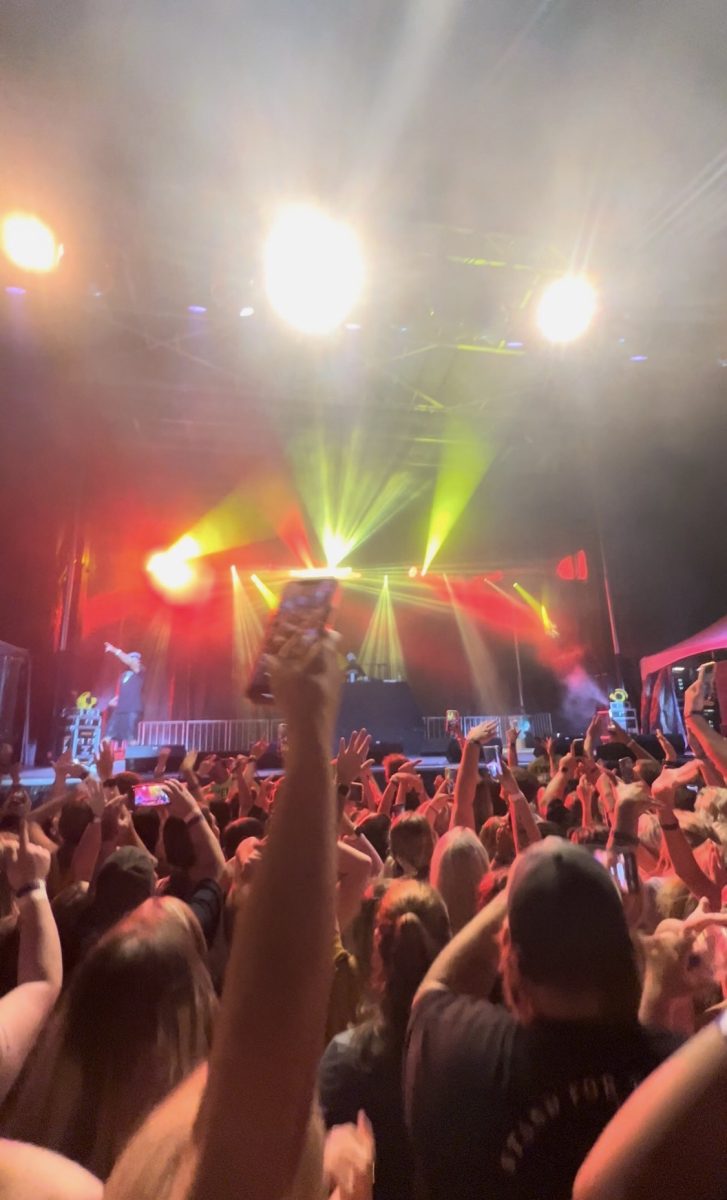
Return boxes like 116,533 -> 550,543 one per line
467,720 -> 498,745
506,724 -> 520,745
323,1110 -> 375,1200
335,729 -> 373,788
153,746 -> 172,778
94,738 -> 115,782
163,777 -> 199,819
270,629 -> 342,747
2,819 -> 51,890
82,776 -> 107,818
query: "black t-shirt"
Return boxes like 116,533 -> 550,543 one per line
319,1026 -> 415,1200
117,666 -> 145,713
404,989 -> 681,1200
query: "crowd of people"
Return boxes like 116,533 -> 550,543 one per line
0,638 -> 726,1200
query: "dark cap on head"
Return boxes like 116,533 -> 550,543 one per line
93,846 -> 156,920
507,838 -> 639,1006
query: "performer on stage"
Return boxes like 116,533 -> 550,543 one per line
104,642 -> 145,743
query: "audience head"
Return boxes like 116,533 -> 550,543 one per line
370,879 -> 449,1039
430,827 -> 489,933
222,816 -> 265,860
389,812 -> 435,879
382,754 -> 408,782
501,838 -> 640,1023
4,896 -> 216,1179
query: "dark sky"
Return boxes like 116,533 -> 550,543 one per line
1,0 -> 726,730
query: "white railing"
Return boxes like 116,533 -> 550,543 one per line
423,713 -> 553,741
138,718 -> 280,751
139,712 -> 553,750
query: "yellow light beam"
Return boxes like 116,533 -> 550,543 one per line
231,567 -> 265,691
290,426 -> 424,568
443,575 -> 504,712
423,417 -> 494,574
359,575 -> 404,680
250,573 -> 277,610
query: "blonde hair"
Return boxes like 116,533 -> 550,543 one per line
430,827 -> 489,933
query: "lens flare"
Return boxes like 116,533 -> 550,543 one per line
1,213 -> 63,273
536,276 -> 597,344
264,204 -> 364,334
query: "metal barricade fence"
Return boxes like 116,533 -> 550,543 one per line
139,713 -> 553,751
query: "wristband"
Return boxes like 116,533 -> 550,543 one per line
15,880 -> 46,900
184,810 -> 204,828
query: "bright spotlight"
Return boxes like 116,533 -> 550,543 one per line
146,551 -> 195,593
1,213 -> 63,273
263,204 -> 364,335
536,275 -> 597,344
408,566 -> 418,579
322,528 -> 353,570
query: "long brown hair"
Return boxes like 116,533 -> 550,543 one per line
355,879 -> 449,1059
2,897 -> 216,1180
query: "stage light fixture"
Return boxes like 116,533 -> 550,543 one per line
408,566 -> 418,579
1,212 -> 63,273
263,204 -> 364,334
536,275 -> 597,344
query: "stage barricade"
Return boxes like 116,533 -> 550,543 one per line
140,708 -> 553,754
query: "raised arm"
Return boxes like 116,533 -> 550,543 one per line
415,888 -> 508,1003
610,720 -> 658,762
583,714 -> 601,762
574,1016 -> 727,1200
0,822 -> 62,1102
654,728 -> 678,764
540,751 -> 576,808
500,763 -> 541,853
505,724 -> 519,769
450,721 -> 497,832
104,642 -> 142,673
686,712 -> 727,780
188,631 -> 342,1200
652,773 -> 721,910
164,780 -> 225,884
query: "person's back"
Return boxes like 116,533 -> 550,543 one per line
320,879 -> 450,1200
406,991 -> 678,1200
405,839 -> 681,1200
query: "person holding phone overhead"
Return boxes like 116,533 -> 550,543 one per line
104,643 -> 145,744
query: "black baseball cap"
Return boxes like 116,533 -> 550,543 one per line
507,838 -> 639,1008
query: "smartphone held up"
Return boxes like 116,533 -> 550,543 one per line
246,578 -> 339,703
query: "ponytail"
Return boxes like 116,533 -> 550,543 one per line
373,882 -> 449,1046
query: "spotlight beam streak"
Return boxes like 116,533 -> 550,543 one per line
423,417 -> 494,574
359,576 -> 404,680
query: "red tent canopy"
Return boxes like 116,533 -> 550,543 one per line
640,614 -> 727,680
